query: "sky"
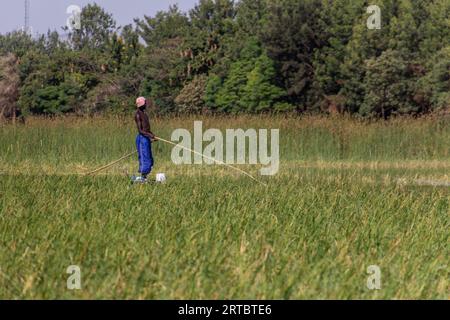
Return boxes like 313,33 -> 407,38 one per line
0,0 -> 198,35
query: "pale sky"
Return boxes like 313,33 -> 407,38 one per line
0,0 -> 198,35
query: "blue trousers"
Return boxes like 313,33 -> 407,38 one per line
136,134 -> 153,175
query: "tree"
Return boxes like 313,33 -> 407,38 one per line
214,38 -> 261,112
0,31 -> 38,57
138,38 -> 187,112
175,75 -> 208,113
388,3 -> 415,55
241,53 -> 285,112
0,54 -> 21,121
212,38 -> 287,112
136,5 -> 189,48
40,30 -> 66,54
18,49 -> 101,114
417,0 -> 450,58
420,47 -> 450,111
260,0 -> 326,108
339,0 -> 403,113
1,1 -> 448,117
65,4 -> 116,51
120,25 -> 142,65
212,0 -> 267,79
185,0 -> 237,75
204,74 -> 222,109
312,0 -> 365,107
107,33 -> 125,71
236,0 -> 267,37
361,50 -> 418,118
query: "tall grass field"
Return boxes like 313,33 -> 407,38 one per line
0,115 -> 449,299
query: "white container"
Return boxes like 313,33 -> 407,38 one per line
156,173 -> 166,183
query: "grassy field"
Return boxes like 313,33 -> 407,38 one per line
0,115 -> 449,299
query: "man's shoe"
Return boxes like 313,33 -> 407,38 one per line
131,175 -> 147,184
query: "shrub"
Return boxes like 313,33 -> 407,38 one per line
0,54 -> 20,121
174,75 -> 208,113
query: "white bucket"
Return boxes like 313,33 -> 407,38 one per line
156,173 -> 166,183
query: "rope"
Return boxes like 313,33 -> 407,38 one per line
85,151 -> 137,176
156,137 -> 267,186
85,137 -> 268,186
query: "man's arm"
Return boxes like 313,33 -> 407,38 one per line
149,130 -> 158,141
145,115 -> 159,141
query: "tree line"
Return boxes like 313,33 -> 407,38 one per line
0,0 -> 449,119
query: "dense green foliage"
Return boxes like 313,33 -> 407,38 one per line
0,1 -> 449,117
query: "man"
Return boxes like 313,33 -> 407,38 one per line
134,97 -> 157,182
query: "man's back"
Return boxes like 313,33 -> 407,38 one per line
135,109 -> 151,134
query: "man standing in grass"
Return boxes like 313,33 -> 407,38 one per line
134,97 -> 157,183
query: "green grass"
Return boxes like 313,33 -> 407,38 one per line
0,115 -> 449,299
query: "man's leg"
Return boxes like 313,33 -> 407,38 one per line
136,135 -> 143,175
139,136 -> 152,179
148,140 -> 154,172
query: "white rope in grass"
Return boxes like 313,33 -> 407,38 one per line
156,137 -> 267,186
85,136 -> 268,186
412,180 -> 450,187
397,178 -> 450,187
85,151 -> 137,176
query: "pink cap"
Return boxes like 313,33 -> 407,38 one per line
136,97 -> 146,108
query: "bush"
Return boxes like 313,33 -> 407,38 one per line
420,47 -> 450,111
241,53 -> 285,112
360,50 -> 419,118
174,75 -> 208,113
0,54 -> 20,120
204,74 -> 222,110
